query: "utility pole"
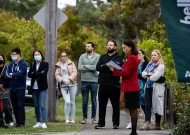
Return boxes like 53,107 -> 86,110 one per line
45,0 -> 57,122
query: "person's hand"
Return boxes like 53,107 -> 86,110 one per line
0,84 -> 5,92
9,73 -> 13,77
109,66 -> 114,72
65,79 -> 71,86
148,72 -> 154,76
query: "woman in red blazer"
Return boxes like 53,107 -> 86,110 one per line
110,40 -> 140,135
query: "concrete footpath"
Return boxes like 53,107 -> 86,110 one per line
76,102 -> 171,135
24,102 -> 171,135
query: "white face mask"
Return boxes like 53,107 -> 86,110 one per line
11,56 -> 18,62
34,56 -> 42,62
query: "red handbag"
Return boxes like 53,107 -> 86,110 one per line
0,99 -> 3,112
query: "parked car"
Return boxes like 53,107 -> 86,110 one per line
25,68 -> 33,105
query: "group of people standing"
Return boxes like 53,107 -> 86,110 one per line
0,39 -> 165,135
77,40 -> 165,135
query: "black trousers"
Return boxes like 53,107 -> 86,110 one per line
2,98 -> 13,124
10,89 -> 25,125
98,85 -> 120,126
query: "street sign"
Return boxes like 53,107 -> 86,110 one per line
33,5 -> 68,30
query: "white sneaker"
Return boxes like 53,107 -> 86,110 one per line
71,120 -> 75,123
33,122 -> 42,128
126,123 -> 132,129
65,120 -> 70,123
41,123 -> 47,128
9,122 -> 14,127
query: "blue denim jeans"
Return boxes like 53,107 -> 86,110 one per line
32,90 -> 47,123
81,81 -> 98,119
61,85 -> 77,120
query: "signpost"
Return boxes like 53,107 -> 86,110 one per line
33,0 -> 68,121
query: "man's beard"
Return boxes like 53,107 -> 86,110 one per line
107,49 -> 115,53
86,50 -> 92,53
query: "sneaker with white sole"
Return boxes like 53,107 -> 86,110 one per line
9,122 -> 14,127
41,123 -> 47,128
65,120 -> 70,123
71,120 -> 75,123
33,122 -> 42,128
126,123 -> 132,129
81,119 -> 87,124
92,119 -> 98,124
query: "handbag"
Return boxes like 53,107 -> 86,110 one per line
56,83 -> 62,99
155,76 -> 166,83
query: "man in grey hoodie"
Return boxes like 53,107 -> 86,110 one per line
78,42 -> 100,124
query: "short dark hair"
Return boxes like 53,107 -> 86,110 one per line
12,48 -> 21,56
108,40 -> 117,46
32,50 -> 44,60
87,42 -> 95,48
60,50 -> 67,56
123,40 -> 138,55
0,53 -> 5,64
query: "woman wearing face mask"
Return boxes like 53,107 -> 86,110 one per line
28,50 -> 49,128
0,54 -> 14,128
139,49 -> 165,130
55,51 -> 77,123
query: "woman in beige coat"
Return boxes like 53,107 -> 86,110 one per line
139,49 -> 165,130
55,51 -> 77,123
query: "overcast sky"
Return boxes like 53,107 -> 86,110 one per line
58,0 -> 107,9
58,0 -> 76,9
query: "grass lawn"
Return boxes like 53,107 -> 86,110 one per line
0,94 -> 83,134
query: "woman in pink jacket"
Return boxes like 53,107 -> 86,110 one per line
55,51 -> 78,124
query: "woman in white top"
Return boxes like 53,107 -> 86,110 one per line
139,49 -> 165,130
55,51 -> 78,123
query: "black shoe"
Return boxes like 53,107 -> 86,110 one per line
94,124 -> 105,129
113,125 -> 119,129
16,124 -> 24,128
0,125 -> 9,129
129,133 -> 138,135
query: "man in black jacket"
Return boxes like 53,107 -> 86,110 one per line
95,40 -> 123,129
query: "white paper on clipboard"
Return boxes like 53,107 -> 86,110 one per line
106,60 -> 124,70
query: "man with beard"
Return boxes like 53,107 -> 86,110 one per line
95,40 -> 123,129
78,42 -> 100,124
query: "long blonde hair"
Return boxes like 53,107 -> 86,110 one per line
152,49 -> 164,64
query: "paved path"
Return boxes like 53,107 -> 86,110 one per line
77,101 -> 171,135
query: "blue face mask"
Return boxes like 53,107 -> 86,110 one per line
11,56 -> 18,62
34,56 -> 42,62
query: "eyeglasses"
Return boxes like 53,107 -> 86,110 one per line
138,53 -> 142,55
10,54 -> 18,56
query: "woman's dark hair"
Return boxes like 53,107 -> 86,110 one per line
139,49 -> 149,62
32,50 -> 44,60
60,50 -> 67,56
123,40 -> 138,55
0,53 -> 5,64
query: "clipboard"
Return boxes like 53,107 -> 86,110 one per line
106,60 -> 124,70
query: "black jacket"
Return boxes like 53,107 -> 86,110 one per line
28,61 -> 49,91
0,66 -> 9,89
138,60 -> 149,82
96,52 -> 123,87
